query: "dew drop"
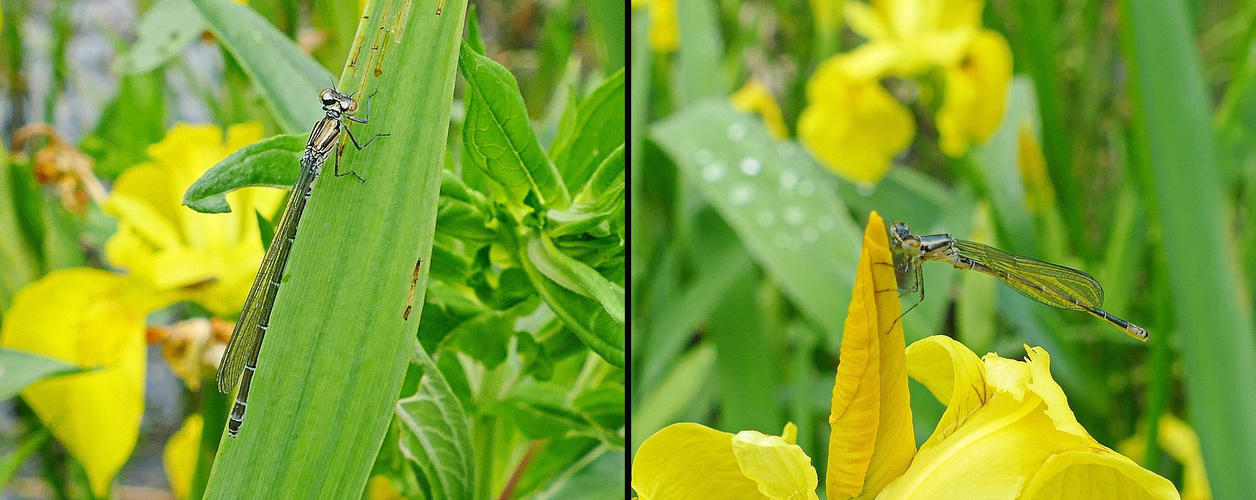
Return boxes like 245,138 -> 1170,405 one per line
702,162 -> 726,182
727,122 -> 748,141
740,157 -> 762,176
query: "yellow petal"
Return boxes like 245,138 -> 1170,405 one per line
104,191 -> 185,255
104,122 -> 274,315
225,121 -> 266,151
825,211 -> 915,499
163,415 -> 203,500
730,79 -> 791,139
632,423 -> 769,500
1023,345 -> 1091,440
870,0 -> 982,72
887,340 -> 1179,498
839,42 -> 901,81
904,335 -> 989,448
845,1 -> 890,41
732,431 -> 820,500
113,162 -> 180,229
1021,450 -> 1182,499
646,0 -> 679,53
936,30 -> 1013,156
781,422 -> 798,445
0,269 -> 176,497
800,65 -> 914,187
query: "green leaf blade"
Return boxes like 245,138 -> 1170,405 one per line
458,40 -> 571,210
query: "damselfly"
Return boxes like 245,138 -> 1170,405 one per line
889,222 -> 1149,342
216,87 -> 388,437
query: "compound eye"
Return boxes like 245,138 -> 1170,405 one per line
343,97 -> 358,112
319,88 -> 337,105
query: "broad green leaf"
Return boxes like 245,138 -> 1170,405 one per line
187,0 -> 329,134
518,237 -> 624,368
459,40 -> 571,210
528,234 -> 623,326
182,134 -> 304,213
548,145 -> 624,239
550,69 -> 625,192
396,341 -> 474,500
496,384 -> 622,447
0,348 -> 90,400
116,0 -> 207,75
650,100 -> 862,339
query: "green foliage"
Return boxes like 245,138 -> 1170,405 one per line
171,2 -> 623,499
0,0 -> 618,497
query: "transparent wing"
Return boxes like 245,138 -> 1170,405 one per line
216,227 -> 285,393
954,239 -> 1103,311
215,184 -> 306,393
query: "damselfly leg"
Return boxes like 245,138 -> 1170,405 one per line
334,90 -> 390,182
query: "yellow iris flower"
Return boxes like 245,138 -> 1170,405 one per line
798,57 -> 914,188
935,30 -> 1013,157
801,0 -> 1013,185
0,122 -> 280,496
631,212 -> 1180,499
842,0 -> 984,77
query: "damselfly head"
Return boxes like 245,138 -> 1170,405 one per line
890,221 -> 921,252
319,88 -> 357,113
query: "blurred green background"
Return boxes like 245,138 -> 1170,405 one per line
631,0 -> 1256,497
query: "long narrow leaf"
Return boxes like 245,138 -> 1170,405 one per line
1120,0 -> 1256,496
203,0 -> 466,496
